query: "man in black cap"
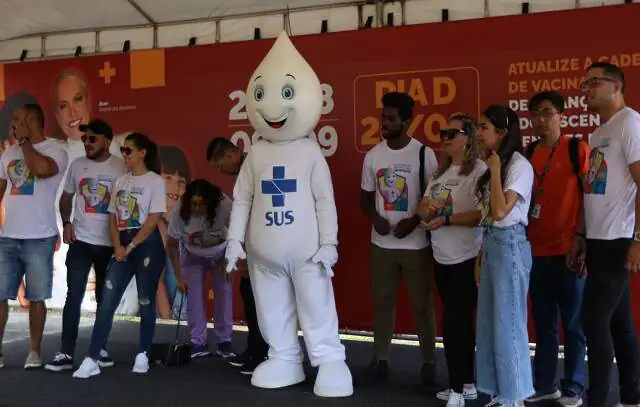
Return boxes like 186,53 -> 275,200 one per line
45,119 -> 127,372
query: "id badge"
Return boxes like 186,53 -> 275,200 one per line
530,204 -> 541,219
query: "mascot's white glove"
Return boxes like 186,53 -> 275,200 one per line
311,245 -> 338,278
225,239 -> 247,273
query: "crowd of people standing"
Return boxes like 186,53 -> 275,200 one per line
0,61 -> 637,407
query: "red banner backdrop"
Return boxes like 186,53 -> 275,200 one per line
1,4 -> 639,339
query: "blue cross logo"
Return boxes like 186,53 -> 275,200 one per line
261,166 -> 297,207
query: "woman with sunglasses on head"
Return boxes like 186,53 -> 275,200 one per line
72,133 -> 167,378
417,114 -> 486,407
166,179 -> 235,359
474,106 -> 534,407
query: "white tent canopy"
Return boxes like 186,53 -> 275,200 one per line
0,0 -> 631,62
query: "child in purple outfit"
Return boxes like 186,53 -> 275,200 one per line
166,179 -> 235,358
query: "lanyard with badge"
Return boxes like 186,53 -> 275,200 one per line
530,138 -> 560,219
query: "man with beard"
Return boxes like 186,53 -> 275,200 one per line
206,137 -> 268,375
359,91 -> 439,393
45,119 -> 126,372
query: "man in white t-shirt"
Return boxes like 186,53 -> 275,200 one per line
44,119 -> 126,373
0,104 -> 68,369
581,62 -> 640,407
359,92 -> 439,393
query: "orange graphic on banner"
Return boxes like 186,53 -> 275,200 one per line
130,49 -> 166,89
352,67 -> 481,153
0,64 -> 5,101
99,61 -> 116,84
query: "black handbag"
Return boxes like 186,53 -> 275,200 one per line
150,291 -> 191,367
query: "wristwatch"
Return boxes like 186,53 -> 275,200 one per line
634,232 -> 640,242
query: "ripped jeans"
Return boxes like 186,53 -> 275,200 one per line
87,228 -> 166,359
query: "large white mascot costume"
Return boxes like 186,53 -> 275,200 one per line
224,31 -> 353,398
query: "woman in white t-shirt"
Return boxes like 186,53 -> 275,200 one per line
73,133 -> 167,379
417,114 -> 486,406
474,106 -> 535,407
166,179 -> 234,359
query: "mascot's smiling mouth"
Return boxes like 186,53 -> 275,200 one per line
265,118 -> 287,129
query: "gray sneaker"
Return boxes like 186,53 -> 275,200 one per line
24,351 -> 42,370
525,389 -> 561,403
558,395 -> 583,407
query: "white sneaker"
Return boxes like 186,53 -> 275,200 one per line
132,352 -> 149,374
437,385 -> 478,401
447,390 -> 466,407
72,357 -> 101,379
24,351 -> 42,369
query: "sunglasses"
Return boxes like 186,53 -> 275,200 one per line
440,128 -> 467,140
120,147 -> 133,156
81,134 -> 98,144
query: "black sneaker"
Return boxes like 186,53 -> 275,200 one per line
98,349 -> 114,368
420,362 -> 438,395
44,353 -> 74,372
216,342 -> 236,359
240,356 -> 266,375
357,360 -> 388,386
228,351 -> 249,367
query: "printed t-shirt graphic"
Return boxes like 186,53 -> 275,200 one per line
116,188 -> 142,229
376,164 -> 410,212
428,181 -> 455,216
7,159 -> 34,195
479,183 -> 493,226
79,176 -> 112,213
584,145 -> 608,195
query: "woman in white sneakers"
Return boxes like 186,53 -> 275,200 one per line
73,133 -> 167,378
418,114 -> 486,406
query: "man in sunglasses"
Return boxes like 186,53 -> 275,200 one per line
580,62 -> 640,407
44,119 -> 127,372
0,103 -> 68,369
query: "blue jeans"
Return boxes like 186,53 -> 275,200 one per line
476,224 -> 534,403
87,228 -> 166,359
0,235 -> 57,301
530,255 -> 585,397
61,240 -> 114,356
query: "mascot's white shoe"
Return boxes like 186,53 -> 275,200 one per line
250,359 -> 306,389
313,360 -> 354,398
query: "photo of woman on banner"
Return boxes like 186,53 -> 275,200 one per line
46,67 -> 137,316
157,145 -> 191,319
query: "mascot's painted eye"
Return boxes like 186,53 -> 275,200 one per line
254,86 -> 265,101
281,85 -> 294,100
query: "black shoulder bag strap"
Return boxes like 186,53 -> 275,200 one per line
568,137 -> 584,194
419,144 -> 426,196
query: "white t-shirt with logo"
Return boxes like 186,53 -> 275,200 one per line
361,138 -> 438,250
479,152 -> 533,228
584,107 -> 640,240
0,139 -> 68,239
168,195 -> 232,258
425,159 -> 487,264
108,171 -> 167,231
64,155 -> 127,246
